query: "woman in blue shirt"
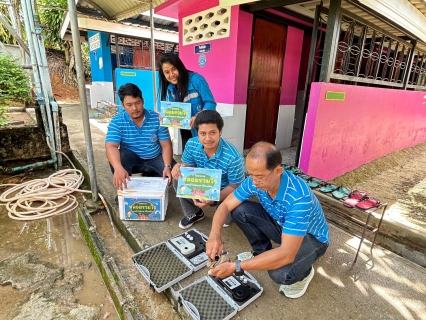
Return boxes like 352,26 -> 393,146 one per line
158,53 -> 216,149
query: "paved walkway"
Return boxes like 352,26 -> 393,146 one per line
61,103 -> 426,320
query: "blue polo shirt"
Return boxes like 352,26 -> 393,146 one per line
182,137 -> 245,190
105,108 -> 170,159
234,171 -> 330,244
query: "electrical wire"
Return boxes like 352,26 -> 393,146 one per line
0,138 -> 91,221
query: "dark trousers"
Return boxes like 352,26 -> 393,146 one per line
109,148 -> 175,177
231,201 -> 328,285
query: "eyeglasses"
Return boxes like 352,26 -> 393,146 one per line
249,166 -> 278,185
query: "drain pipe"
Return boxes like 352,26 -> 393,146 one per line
31,0 -> 62,167
0,159 -> 57,174
67,0 -> 98,201
20,0 -> 57,168
22,0 -> 56,157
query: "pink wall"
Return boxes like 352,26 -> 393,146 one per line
300,82 -> 426,180
156,0 -> 219,19
279,26 -> 304,105
176,6 -> 246,104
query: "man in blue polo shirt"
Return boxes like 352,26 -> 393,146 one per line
206,142 -> 330,299
171,110 -> 245,229
105,83 -> 174,192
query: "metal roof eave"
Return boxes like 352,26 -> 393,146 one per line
60,14 -> 178,42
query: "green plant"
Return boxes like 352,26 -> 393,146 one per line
0,53 -> 33,125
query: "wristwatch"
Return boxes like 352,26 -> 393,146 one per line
235,259 -> 244,276
164,164 -> 172,169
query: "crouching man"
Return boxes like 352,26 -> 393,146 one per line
206,142 -> 330,298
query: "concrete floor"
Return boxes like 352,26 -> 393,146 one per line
62,103 -> 426,320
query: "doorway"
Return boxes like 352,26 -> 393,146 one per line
244,18 -> 286,149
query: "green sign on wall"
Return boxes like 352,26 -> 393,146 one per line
325,91 -> 346,101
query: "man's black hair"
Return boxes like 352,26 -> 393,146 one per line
248,142 -> 282,170
118,83 -> 143,103
193,110 -> 224,132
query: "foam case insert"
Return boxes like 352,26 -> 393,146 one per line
132,229 -> 208,292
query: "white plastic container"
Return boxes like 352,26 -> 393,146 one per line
117,177 -> 168,221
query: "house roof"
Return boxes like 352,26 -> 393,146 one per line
76,0 -> 168,21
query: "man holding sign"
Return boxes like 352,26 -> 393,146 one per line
171,110 -> 245,229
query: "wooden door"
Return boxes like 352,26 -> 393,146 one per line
244,18 -> 286,149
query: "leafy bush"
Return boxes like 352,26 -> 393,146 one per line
0,53 -> 33,125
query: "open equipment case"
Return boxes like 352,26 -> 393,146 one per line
132,229 -> 263,320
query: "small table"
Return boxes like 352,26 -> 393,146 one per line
321,200 -> 388,265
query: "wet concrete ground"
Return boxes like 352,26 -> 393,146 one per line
0,194 -> 118,319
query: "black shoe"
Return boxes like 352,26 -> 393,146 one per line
178,210 -> 204,229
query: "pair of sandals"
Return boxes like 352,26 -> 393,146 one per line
319,184 -> 351,199
343,190 -> 381,210
298,174 -> 325,189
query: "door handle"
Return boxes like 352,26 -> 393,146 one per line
249,76 -> 257,90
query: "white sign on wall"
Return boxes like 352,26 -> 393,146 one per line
89,33 -> 101,51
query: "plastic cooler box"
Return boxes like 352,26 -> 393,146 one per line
117,177 -> 168,221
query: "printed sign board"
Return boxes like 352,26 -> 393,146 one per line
160,101 -> 192,129
177,167 -> 222,201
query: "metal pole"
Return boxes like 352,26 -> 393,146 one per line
319,0 -> 342,82
150,0 -> 157,111
67,0 -> 98,201
295,4 -> 321,167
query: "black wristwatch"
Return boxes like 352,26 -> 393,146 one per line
235,259 -> 244,276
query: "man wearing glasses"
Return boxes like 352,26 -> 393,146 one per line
205,142 -> 330,299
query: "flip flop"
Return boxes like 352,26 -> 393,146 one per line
307,177 -> 325,189
343,198 -> 359,208
348,190 -> 369,200
284,166 -> 304,175
356,197 -> 381,210
298,174 -> 312,182
331,186 -> 351,200
319,184 -> 339,193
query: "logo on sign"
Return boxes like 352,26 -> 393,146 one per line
198,54 -> 207,68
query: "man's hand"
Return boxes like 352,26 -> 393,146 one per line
113,166 -> 130,190
163,167 -> 172,185
206,233 -> 224,260
208,261 -> 236,279
193,199 -> 215,208
171,163 -> 182,180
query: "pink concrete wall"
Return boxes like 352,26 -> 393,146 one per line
300,82 -> 426,180
233,10 -> 253,104
156,0 -> 219,19
176,6 -> 246,104
279,26 -> 304,105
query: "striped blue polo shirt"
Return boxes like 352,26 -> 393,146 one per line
234,171 -> 330,244
181,137 -> 245,190
105,108 -> 171,159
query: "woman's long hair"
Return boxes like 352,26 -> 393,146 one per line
157,54 -> 190,102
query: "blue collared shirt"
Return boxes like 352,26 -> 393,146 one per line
234,171 -> 330,244
181,137 -> 245,189
105,108 -> 170,159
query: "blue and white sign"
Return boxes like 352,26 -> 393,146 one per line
195,43 -> 211,54
198,53 -> 207,68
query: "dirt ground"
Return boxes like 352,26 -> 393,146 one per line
330,141 -> 426,227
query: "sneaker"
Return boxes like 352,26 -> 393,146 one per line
179,210 -> 204,229
279,267 -> 315,299
236,251 -> 255,261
